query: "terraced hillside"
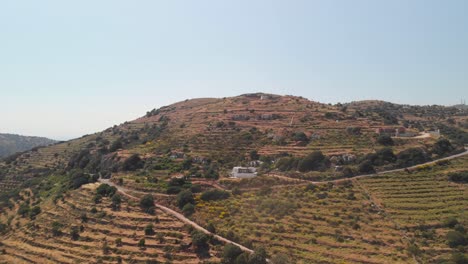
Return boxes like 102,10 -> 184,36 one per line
2,93 -> 466,193
357,156 -> 468,263
190,157 -> 467,263
0,183 -> 221,263
192,181 -> 412,264
0,93 -> 467,263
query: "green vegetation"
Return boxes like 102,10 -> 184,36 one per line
139,194 -> 155,214
448,171 -> 468,183
200,189 -> 230,201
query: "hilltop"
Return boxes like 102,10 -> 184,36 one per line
0,93 -> 467,263
0,133 -> 56,158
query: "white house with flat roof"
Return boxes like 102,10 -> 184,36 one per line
230,167 -> 257,178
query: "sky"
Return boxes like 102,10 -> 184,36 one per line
1,0 -> 467,140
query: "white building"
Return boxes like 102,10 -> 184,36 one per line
230,167 -> 257,178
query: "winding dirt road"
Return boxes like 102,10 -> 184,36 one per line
98,149 -> 467,260
268,149 -> 468,185
98,178 -> 255,255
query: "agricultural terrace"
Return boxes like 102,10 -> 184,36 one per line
357,156 -> 468,263
193,181 -> 411,264
0,183 -> 221,264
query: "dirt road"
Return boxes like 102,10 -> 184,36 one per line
98,178 -> 255,255
266,149 -> 468,185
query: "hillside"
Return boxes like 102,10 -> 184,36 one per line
0,133 -> 56,158
0,93 -> 467,263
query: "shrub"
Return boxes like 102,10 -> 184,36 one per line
452,252 -> 468,264
191,230 -> 209,253
358,160 -> 375,174
275,157 -> 297,171
249,247 -> 268,264
270,253 -> 290,264
29,206 -> 41,219
346,127 -> 361,135
446,231 -> 467,248
96,184 -> 117,197
182,203 -> 195,216
115,238 -> 123,247
140,194 -> 155,214
297,151 -> 328,172
377,135 -> 394,146
70,226 -> 80,241
51,221 -> 62,236
122,154 -> 144,171
177,190 -> 194,209
80,213 -> 88,223
109,139 -> 123,152
201,189 -> 230,201
407,243 -> 421,257
292,132 -> 309,142
111,194 -> 122,211
138,238 -> 146,248
448,171 -> 468,183
396,148 -> 430,168
144,224 -> 155,235
222,243 -> 243,264
443,217 -> 459,228
17,203 -> 30,217
432,138 -> 454,156
249,150 -> 260,160
235,252 -> 250,264
166,186 -> 182,194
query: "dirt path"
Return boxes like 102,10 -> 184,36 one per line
266,149 -> 468,186
98,178 -> 255,255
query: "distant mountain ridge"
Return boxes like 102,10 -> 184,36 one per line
0,133 -> 56,158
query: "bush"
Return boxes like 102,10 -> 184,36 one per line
443,217 -> 459,228
222,243 -> 243,264
18,203 -> 30,217
346,126 -> 361,135
407,243 -> 421,257
29,206 -> 41,219
109,139 -> 123,152
275,157 -> 297,171
396,148 -> 430,168
249,150 -> 260,160
200,189 -> 230,201
138,238 -> 146,248
448,171 -> 468,183
452,252 -> 468,264
70,226 -> 80,241
377,135 -> 394,146
111,194 -> 122,211
51,221 -> 62,236
182,203 -> 195,216
358,160 -> 375,174
292,132 -> 309,142
432,138 -> 454,156
270,253 -> 290,264
297,151 -> 328,172
191,230 -> 209,252
122,154 -> 144,171
447,231 -> 467,248
177,190 -> 194,209
96,184 -> 117,197
115,238 -> 123,247
249,247 -> 268,264
140,194 -> 155,214
144,224 -> 155,235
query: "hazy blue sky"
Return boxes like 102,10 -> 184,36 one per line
1,0 -> 467,140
